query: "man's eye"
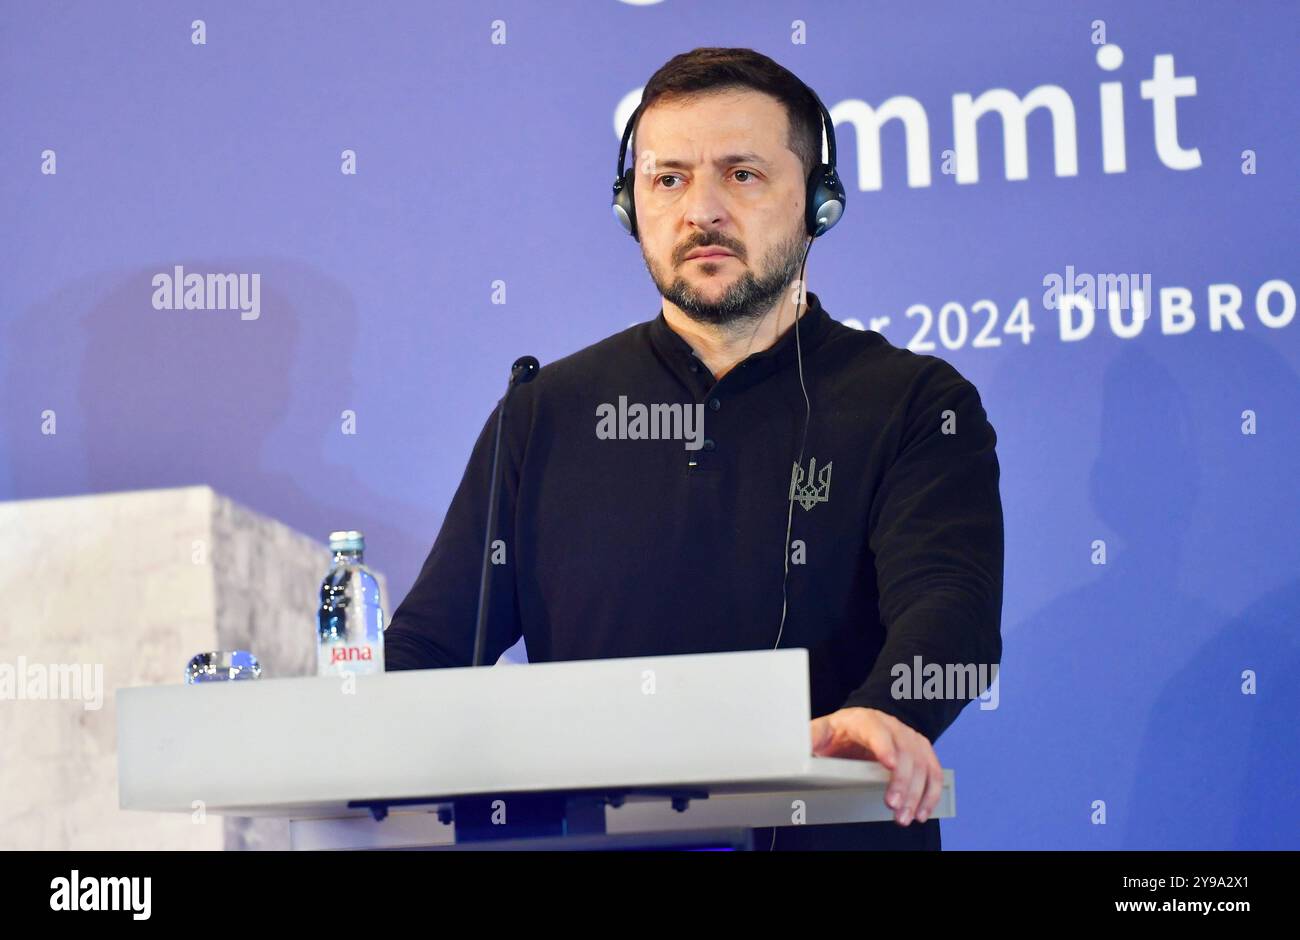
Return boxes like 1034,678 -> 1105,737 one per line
656,171 -> 755,188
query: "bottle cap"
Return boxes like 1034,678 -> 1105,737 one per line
328,530 -> 365,553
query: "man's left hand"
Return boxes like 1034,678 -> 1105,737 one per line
809,706 -> 943,826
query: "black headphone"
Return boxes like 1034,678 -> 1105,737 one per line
611,82 -> 846,241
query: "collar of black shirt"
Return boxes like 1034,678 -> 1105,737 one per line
647,290 -> 834,384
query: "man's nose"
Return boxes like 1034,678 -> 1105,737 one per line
681,175 -> 731,231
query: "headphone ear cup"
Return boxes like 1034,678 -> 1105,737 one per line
612,167 -> 640,241
805,164 -> 846,237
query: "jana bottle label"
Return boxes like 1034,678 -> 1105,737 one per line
318,641 -> 384,676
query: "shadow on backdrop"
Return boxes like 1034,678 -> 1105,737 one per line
1,259 -> 439,615
963,327 -> 1298,848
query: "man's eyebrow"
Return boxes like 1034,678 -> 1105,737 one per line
652,153 -> 772,170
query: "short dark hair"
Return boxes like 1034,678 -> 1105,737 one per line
631,47 -> 824,180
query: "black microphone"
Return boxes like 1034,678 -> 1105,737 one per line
471,355 -> 540,667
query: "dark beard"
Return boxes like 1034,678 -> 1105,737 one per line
645,226 -> 807,329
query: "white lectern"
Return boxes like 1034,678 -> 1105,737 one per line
117,648 -> 955,849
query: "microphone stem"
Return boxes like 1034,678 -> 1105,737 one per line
472,387 -> 510,667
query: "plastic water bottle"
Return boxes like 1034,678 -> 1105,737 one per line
317,530 -> 385,677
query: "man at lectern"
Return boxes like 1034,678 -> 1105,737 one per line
385,47 -> 1004,851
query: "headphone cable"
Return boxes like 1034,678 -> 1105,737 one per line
769,236 -> 816,852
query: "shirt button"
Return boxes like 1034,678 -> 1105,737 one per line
703,439 -> 716,451
689,363 -> 700,372
709,398 -> 721,411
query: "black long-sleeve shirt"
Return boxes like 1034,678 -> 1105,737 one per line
384,290 -> 1004,850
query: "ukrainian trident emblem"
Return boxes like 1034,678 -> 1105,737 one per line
789,456 -> 832,511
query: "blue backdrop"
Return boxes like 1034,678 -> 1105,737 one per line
1,0 -> 1295,849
